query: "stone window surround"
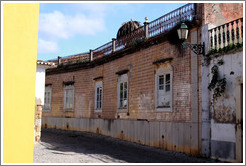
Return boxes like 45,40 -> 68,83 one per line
94,80 -> 103,112
43,86 -> 52,111
117,73 -> 128,111
155,64 -> 173,112
63,85 -> 75,111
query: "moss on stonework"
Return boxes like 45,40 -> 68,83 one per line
206,42 -> 243,57
202,42 -> 243,66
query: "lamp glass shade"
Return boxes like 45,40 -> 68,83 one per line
177,23 -> 188,40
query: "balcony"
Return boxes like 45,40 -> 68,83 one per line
208,18 -> 243,53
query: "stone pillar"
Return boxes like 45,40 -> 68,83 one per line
190,28 -> 200,156
144,17 -> 149,39
112,38 -> 116,52
201,24 -> 211,157
34,104 -> 42,142
58,56 -> 61,65
90,49 -> 93,61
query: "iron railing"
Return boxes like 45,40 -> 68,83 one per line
92,3 -> 196,59
93,41 -> 113,59
209,18 -> 243,51
148,3 -> 195,37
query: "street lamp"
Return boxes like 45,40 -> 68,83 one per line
177,23 -> 189,41
177,22 -> 205,55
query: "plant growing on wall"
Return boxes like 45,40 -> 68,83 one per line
217,59 -> 224,66
204,43 -> 243,103
208,64 -> 227,103
128,37 -> 145,48
202,42 -> 243,66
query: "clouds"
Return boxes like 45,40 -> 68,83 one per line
38,5 -> 107,54
37,39 -> 59,53
39,10 -> 106,39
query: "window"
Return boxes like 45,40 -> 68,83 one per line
44,87 -> 51,110
155,65 -> 172,111
95,81 -> 103,111
118,74 -> 128,109
64,85 -> 74,110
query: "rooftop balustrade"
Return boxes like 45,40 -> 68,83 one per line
208,18 -> 243,52
91,3 -> 196,60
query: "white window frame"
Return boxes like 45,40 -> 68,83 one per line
155,65 -> 173,112
117,74 -> 128,110
95,81 -> 103,112
63,85 -> 74,110
43,87 -> 52,111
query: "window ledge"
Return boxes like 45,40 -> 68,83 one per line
153,57 -> 173,65
64,109 -> 74,112
115,69 -> 129,75
95,109 -> 102,112
157,106 -> 170,108
117,108 -> 128,112
156,107 -> 172,112
63,81 -> 75,86
118,107 -> 127,109
93,76 -> 103,80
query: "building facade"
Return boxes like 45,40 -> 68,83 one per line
41,3 -> 243,162
201,3 -> 243,162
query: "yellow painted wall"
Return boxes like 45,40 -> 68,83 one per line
3,3 -> 39,163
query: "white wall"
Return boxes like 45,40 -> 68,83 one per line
35,65 -> 47,105
209,50 -> 243,143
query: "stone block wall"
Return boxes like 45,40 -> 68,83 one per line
34,105 -> 42,142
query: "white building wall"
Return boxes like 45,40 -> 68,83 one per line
35,65 -> 47,105
208,50 -> 243,160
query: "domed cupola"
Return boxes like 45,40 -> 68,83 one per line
116,20 -> 141,39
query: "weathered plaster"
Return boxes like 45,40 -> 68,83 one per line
204,3 -> 243,29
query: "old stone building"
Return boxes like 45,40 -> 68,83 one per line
201,3 -> 243,162
41,3 -> 243,162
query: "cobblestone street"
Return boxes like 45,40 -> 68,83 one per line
33,129 -> 221,163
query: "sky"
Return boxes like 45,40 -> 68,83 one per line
37,2 -> 187,61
